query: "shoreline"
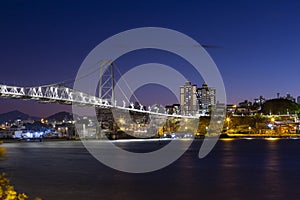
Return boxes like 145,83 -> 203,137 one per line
2,135 -> 300,143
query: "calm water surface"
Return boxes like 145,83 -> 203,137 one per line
1,139 -> 300,200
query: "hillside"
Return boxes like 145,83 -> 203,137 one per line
46,111 -> 73,122
261,99 -> 300,115
0,110 -> 37,124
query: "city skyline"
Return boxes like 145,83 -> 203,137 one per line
1,0 -> 300,117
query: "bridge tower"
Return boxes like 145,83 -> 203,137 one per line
99,61 -> 115,105
97,61 -> 117,138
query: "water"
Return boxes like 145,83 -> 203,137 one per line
1,139 -> 300,200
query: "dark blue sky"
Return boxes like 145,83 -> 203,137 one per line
1,0 -> 300,117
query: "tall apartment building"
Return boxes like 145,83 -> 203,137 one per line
196,83 -> 216,114
180,80 -> 198,115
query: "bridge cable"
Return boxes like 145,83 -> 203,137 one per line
113,63 -> 141,104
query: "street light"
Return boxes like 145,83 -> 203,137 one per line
226,117 -> 230,129
270,117 -> 275,130
119,118 -> 125,124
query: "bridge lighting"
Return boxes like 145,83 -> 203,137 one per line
119,118 -> 125,124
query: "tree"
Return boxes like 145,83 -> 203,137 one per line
261,99 -> 300,115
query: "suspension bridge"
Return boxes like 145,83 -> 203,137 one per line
0,62 -> 198,119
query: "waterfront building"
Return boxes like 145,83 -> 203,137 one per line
235,100 -> 252,115
226,104 -> 237,114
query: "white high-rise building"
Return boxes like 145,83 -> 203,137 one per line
180,80 -> 198,115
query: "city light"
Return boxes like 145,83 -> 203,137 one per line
271,117 -> 275,122
226,117 -> 230,129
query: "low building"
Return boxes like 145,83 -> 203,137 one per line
166,104 -> 180,115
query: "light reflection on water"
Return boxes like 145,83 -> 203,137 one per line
262,141 -> 282,199
2,139 -> 300,200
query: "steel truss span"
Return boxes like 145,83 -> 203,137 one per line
0,84 -> 197,119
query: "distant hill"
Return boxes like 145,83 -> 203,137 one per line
261,99 -> 300,115
0,110 -> 75,124
0,110 -> 38,124
46,111 -> 73,122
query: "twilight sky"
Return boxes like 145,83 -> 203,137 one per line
1,0 -> 300,117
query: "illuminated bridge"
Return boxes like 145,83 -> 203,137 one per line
0,60 -> 229,141
0,83 -> 199,119
0,61 -> 204,120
